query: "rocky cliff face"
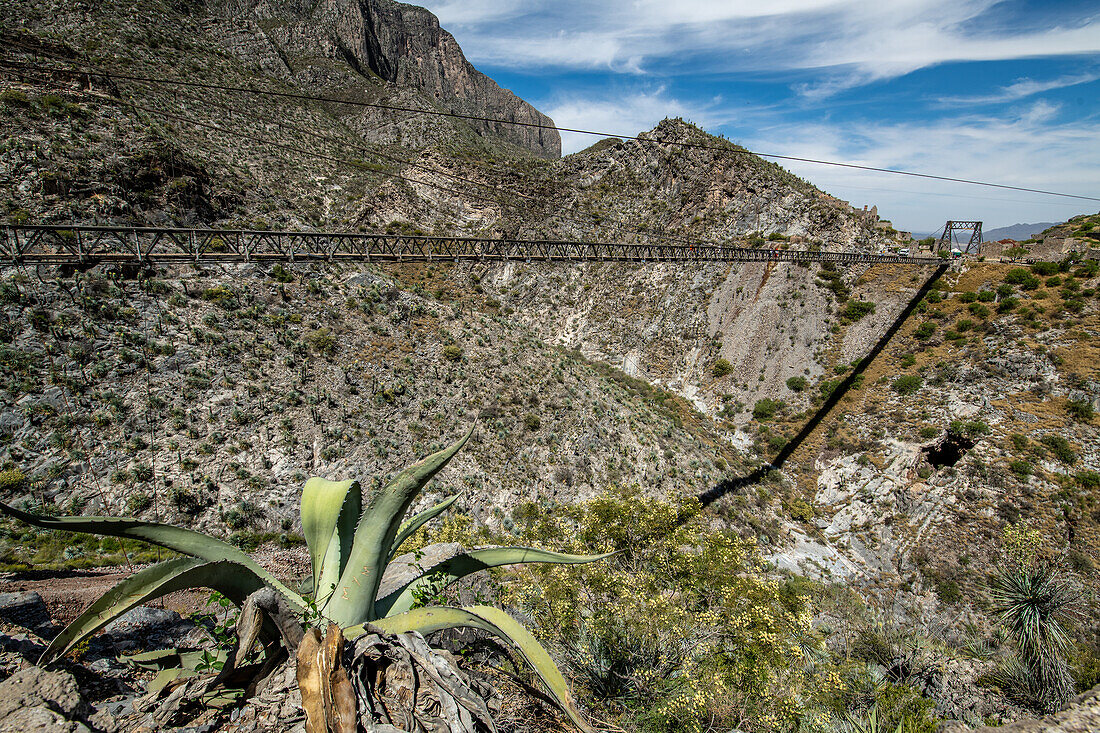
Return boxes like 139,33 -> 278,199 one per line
210,0 -> 561,158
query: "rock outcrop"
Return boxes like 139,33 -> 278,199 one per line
213,0 -> 561,158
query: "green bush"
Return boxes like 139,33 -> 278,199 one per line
978,290 -> 996,302
1066,399 -> 1094,422
1031,261 -> 1060,276
785,376 -> 808,392
442,344 -> 463,362
959,291 -> 978,303
1005,268 -> 1041,290
501,487 -> 816,731
752,398 -> 784,420
950,420 -> 990,438
892,375 -> 922,395
841,299 -> 876,322
269,264 -> 294,283
1009,459 -> 1033,478
0,468 -> 29,494
711,358 -> 734,377
305,328 -> 336,356
1040,434 -> 1076,465
919,426 -> 939,439
914,322 -> 935,339
787,498 -> 815,522
1075,470 -> 1100,489
523,413 -> 541,431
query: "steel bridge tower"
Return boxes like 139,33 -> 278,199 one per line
936,221 -> 983,254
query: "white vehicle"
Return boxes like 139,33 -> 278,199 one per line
899,247 -> 910,256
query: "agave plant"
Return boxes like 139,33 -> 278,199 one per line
990,562 -> 1083,713
0,428 -> 606,730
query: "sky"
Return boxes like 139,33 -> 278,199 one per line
417,0 -> 1100,234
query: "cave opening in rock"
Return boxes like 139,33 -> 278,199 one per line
922,432 -> 976,468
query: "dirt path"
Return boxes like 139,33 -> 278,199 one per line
0,546 -> 311,625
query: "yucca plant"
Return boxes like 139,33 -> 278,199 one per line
0,428 -> 606,731
990,563 -> 1083,713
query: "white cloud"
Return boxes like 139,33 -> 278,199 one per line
543,87 -> 733,154
418,0 -> 1100,85
742,107 -> 1100,232
937,72 -> 1100,105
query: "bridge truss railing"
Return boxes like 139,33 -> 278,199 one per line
0,225 -> 942,266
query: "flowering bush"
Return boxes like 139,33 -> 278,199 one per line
499,487 -> 825,732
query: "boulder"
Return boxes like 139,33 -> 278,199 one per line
0,666 -> 90,732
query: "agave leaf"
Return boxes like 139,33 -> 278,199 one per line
324,428 -> 472,627
375,547 -> 611,618
349,605 -> 595,733
0,502 -> 305,611
41,558 -> 268,664
301,478 -> 361,605
387,494 -> 460,562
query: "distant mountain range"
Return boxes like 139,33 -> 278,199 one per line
982,222 -> 1058,241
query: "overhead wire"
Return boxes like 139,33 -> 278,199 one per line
2,58 -> 1097,204
13,59 -> 735,248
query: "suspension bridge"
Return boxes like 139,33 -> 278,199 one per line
0,225 -> 942,266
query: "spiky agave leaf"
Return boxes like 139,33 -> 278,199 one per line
387,494 -> 460,563
347,605 -> 596,733
374,547 -> 612,618
990,564 -> 1083,656
42,558 -> 268,663
300,478 -> 361,606
990,563 -> 1083,712
0,502 -> 305,611
323,428 -> 472,627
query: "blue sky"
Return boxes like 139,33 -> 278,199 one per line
418,0 -> 1100,234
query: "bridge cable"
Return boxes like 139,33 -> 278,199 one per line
2,59 -> 1097,204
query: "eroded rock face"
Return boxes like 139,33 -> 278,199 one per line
214,0 -> 561,158
943,682 -> 1100,732
0,667 -> 91,732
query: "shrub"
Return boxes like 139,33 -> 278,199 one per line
950,420 -> 990,438
304,328 -> 336,356
501,487 -> 814,731
269,264 -> 294,282
914,322 -> 935,339
711,358 -> 734,377
978,290 -> 996,302
1031,261 -> 1059,276
1075,470 -> 1100,489
752,398 -> 784,420
1040,434 -> 1076,465
126,493 -> 153,515
1009,459 -> 1033,478
1066,399 -> 1094,421
919,426 -> 939,439
523,413 -> 541,431
959,291 -> 978,303
786,498 -> 815,522
1005,269 -> 1041,290
442,344 -> 463,362
785,376 -> 808,392
892,375 -> 922,395
968,303 -> 991,318
841,299 -> 876,322
0,469 -> 29,494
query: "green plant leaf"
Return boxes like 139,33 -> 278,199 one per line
301,478 -> 361,605
324,428 -> 472,626
0,502 -> 305,610
349,605 -> 594,733
375,547 -> 611,617
387,494 -> 460,563
42,558 -> 268,664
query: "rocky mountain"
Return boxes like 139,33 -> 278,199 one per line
204,0 -> 561,158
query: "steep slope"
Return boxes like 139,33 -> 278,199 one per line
204,0 -> 561,158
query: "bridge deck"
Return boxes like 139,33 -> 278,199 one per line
0,225 -> 942,266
